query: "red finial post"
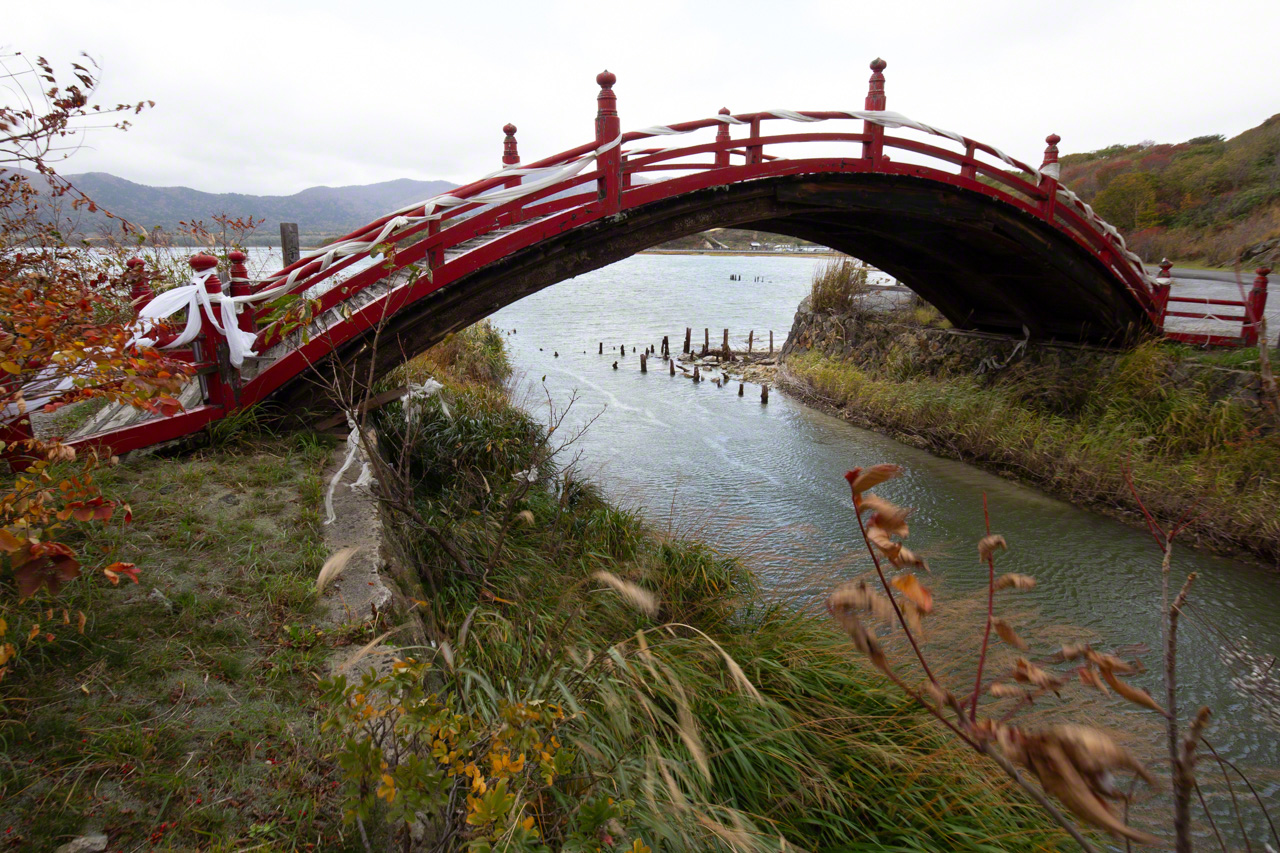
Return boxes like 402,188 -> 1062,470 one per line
1039,133 -> 1061,219
501,123 -> 522,223
1153,258 -> 1173,330
594,70 -> 622,215
1244,266 -> 1270,346
715,108 -> 732,168
189,254 -> 228,408
126,257 -> 153,312
862,58 -> 887,165
228,250 -> 255,335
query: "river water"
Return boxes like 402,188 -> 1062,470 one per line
486,253 -> 1279,841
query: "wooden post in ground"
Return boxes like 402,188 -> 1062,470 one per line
684,327 -> 691,354
748,330 -> 754,354
640,352 -> 647,373
738,382 -> 744,396
761,384 -> 769,404
280,222 -> 300,267
769,330 -> 774,354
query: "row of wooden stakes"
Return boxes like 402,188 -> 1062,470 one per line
602,337 -> 769,403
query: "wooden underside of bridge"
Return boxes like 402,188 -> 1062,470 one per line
270,172 -> 1150,423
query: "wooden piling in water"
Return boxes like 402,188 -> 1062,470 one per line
693,365 -> 700,382
703,328 -> 709,356
738,382 -> 744,396
640,352 -> 647,373
669,359 -> 675,376
722,329 -> 730,360
683,327 -> 691,354
612,361 -> 618,369
769,331 -> 774,355
661,335 -> 669,357
761,384 -> 769,404
599,342 -> 603,354
748,330 -> 753,354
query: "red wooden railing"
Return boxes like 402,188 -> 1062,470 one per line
1154,259 -> 1271,347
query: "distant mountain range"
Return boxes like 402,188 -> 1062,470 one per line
15,170 -> 457,246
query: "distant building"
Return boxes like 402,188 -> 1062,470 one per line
750,241 -> 762,249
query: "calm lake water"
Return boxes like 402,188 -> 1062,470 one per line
484,252 -> 1279,841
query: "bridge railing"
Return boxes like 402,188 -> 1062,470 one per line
240,61 -> 1162,363
1153,260 -> 1271,347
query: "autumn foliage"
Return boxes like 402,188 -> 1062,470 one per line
1,51 -> 192,680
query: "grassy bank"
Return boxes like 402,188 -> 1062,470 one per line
783,332 -> 1280,564
322,325 -> 1073,851
0,430 -> 373,850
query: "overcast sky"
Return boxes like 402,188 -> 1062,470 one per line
7,0 -> 1277,196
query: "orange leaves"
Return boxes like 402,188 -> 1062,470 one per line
12,541 -> 81,598
844,464 -> 901,506
891,573 -> 933,614
102,562 -> 140,586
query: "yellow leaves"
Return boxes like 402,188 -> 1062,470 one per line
978,534 -> 1007,562
0,361 -> 20,374
490,751 -> 525,776
1100,668 -> 1168,716
627,841 -> 652,853
994,573 -> 1036,592
376,773 -> 397,803
891,573 -> 933,614
993,618 -> 1028,650
0,644 -> 15,666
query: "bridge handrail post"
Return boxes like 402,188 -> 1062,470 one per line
1244,266 -> 1270,347
126,257 -> 154,313
190,254 -> 230,410
1039,133 -> 1059,219
959,142 -> 977,180
1153,259 -> 1173,331
715,108 -> 732,168
228,251 -> 256,335
861,58 -> 887,164
501,123 -> 522,224
427,219 -> 443,270
595,71 -> 622,215
746,116 -> 763,165
1039,134 -> 1061,221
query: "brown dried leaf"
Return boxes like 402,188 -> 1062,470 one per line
994,573 -> 1036,592
1085,649 -> 1137,675
1077,666 -> 1110,695
978,534 -> 1007,563
829,580 -> 895,623
848,464 -> 902,496
1100,668 -> 1168,716
1023,737 -> 1164,846
892,573 -> 934,614
993,618 -> 1029,650
1047,643 -> 1091,663
1012,657 -> 1066,691
829,604 -> 890,674
900,599 -> 923,636
892,543 -> 929,572
923,680 -> 952,709
861,494 -> 911,537
989,682 -> 1025,698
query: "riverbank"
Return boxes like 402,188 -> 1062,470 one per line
779,302 -> 1280,566
320,322 -> 1076,851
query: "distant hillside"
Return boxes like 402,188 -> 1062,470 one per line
1058,114 -> 1280,267
13,170 -> 457,246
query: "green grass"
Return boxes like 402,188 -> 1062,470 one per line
331,371 -> 1075,851
785,339 -> 1280,561
0,434 -> 370,851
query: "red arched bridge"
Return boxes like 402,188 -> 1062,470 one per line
61,60 -> 1272,453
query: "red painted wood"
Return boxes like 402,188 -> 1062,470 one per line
189,255 -> 227,410
862,58 -> 887,164
595,71 -> 621,215
228,251 -> 256,334
714,108 -> 732,168
1245,267 -> 1270,346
